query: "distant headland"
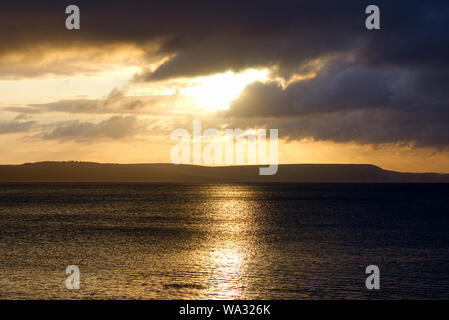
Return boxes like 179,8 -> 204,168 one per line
0,161 -> 448,183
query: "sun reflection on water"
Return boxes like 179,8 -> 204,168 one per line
200,185 -> 259,299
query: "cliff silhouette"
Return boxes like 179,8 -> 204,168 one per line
0,161 -> 448,182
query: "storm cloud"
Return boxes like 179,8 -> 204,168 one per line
1,1 -> 447,79
0,0 -> 448,147
224,57 -> 449,147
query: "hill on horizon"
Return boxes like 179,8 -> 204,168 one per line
0,161 -> 448,183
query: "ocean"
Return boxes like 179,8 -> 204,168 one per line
0,183 -> 448,299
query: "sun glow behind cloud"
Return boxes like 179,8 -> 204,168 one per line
180,69 -> 269,111
0,66 -> 141,104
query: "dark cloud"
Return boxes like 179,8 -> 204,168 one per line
27,88 -> 191,115
2,106 -> 41,114
38,115 -> 145,142
226,59 -> 394,117
223,57 -> 449,147
30,88 -> 145,114
1,1 -> 447,80
1,0 -> 448,148
0,120 -> 36,134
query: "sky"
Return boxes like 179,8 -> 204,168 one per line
0,0 -> 449,172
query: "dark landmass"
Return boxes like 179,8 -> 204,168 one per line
0,161 -> 448,182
